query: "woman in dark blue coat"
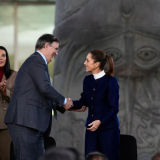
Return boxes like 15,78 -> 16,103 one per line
72,50 -> 120,160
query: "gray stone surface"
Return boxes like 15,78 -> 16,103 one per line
52,0 -> 160,159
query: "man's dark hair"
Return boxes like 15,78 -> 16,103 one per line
35,34 -> 60,51
86,152 -> 108,160
42,147 -> 79,160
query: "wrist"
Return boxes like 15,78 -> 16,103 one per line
98,120 -> 102,125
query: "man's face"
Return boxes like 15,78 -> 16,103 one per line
46,41 -> 59,64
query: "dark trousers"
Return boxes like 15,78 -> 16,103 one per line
85,127 -> 120,160
0,129 -> 11,160
7,124 -> 45,160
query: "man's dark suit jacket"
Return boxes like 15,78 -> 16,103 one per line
4,52 -> 65,134
72,74 -> 119,130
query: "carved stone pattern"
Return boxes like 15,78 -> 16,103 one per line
52,0 -> 160,160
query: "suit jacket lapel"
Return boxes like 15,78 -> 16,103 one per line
34,52 -> 50,80
45,64 -> 50,80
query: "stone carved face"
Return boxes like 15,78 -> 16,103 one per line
53,0 -> 160,159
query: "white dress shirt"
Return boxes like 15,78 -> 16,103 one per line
36,50 -> 47,64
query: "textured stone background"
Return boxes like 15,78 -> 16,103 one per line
51,0 -> 160,160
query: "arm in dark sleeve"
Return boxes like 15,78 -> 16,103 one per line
72,92 -> 88,109
29,60 -> 65,107
100,77 -> 119,124
52,101 -> 65,114
56,104 -> 66,113
72,77 -> 88,109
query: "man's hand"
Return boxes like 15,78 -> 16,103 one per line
87,120 -> 101,132
71,106 -> 87,112
63,98 -> 73,110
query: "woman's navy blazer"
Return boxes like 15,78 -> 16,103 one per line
73,74 -> 119,130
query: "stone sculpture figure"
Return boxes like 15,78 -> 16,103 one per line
52,0 -> 160,159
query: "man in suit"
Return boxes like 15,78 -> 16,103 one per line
4,34 -> 73,160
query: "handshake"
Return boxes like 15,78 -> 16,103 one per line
63,98 -> 73,110
63,98 -> 87,112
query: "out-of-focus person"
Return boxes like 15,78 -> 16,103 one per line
86,151 -> 108,160
42,147 -> 80,160
152,152 -> 160,160
0,46 -> 17,160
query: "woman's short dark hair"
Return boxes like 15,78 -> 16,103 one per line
35,34 -> 60,51
0,46 -> 12,79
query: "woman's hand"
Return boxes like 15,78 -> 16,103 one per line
71,106 -> 87,112
0,80 -> 6,92
87,120 -> 101,132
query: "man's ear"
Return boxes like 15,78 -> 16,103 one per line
44,42 -> 50,49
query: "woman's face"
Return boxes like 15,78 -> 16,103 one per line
0,49 -> 6,67
84,53 -> 97,73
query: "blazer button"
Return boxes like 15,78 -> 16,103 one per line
92,114 -> 93,116
93,88 -> 95,91
4,100 -> 5,103
91,97 -> 93,100
3,108 -> 6,111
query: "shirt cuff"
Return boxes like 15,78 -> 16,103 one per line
63,98 -> 67,105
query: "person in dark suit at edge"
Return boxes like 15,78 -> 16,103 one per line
71,50 -> 120,160
4,34 -> 73,160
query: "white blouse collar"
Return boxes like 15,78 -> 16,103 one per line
93,70 -> 105,80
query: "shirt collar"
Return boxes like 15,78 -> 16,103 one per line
93,70 -> 105,80
36,50 -> 48,64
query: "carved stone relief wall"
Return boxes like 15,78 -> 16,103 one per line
51,0 -> 160,159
